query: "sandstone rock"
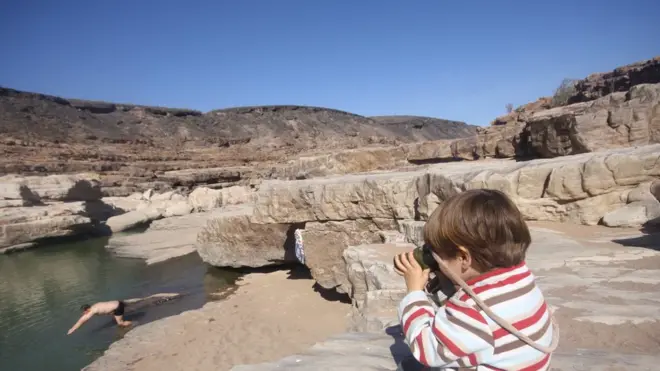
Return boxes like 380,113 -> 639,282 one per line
142,188 -> 155,200
0,202 -> 94,247
602,200 -> 660,227
0,199 -> 33,208
525,83 -> 660,158
402,140 -> 454,163
231,331 -> 660,371
0,182 -> 41,204
162,201 -> 194,218
127,192 -> 144,200
447,82 -> 660,161
278,147 -> 409,179
251,170 -> 422,224
154,191 -> 188,202
342,243 -> 411,331
0,242 -> 36,254
378,230 -> 406,244
0,173 -> 102,201
196,205 -> 297,267
220,186 -> 254,206
107,211 -> 223,264
651,179 -> 660,201
568,56 -> 660,104
189,187 -> 222,211
273,141 -> 457,181
189,186 -> 253,212
300,219 -> 399,291
491,97 -> 552,126
417,144 -> 660,225
161,167 -> 251,187
105,210 -> 157,233
398,220 -> 425,247
101,197 -> 143,213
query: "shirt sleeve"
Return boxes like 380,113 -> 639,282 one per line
398,290 -> 495,367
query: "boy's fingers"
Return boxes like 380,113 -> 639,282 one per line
393,254 -> 406,272
394,267 -> 405,276
405,251 -> 419,270
399,252 -> 414,270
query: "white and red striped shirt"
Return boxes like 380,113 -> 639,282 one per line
397,262 -> 554,370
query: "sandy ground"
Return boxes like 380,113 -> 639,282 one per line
84,267 -> 351,371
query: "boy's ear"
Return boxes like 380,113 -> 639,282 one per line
457,246 -> 472,269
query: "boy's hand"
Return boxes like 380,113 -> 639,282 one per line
394,251 -> 430,293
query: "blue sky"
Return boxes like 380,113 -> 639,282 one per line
1,1 -> 658,126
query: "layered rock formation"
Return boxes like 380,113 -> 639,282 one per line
568,56 -> 660,104
0,180 -> 257,258
0,174 -> 115,251
196,144 -> 660,294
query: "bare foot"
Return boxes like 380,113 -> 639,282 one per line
120,321 -> 133,327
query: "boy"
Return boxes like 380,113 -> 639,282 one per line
394,189 -> 555,370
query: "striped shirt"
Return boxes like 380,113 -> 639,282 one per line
397,262 -> 554,370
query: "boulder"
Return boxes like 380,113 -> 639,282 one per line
0,202 -> 94,247
342,243 -> 412,332
196,205 -> 297,267
107,211 -> 222,264
105,210 -> 157,233
0,173 -> 102,201
220,186 -> 254,206
300,219 -> 399,290
251,170 -> 422,224
602,201 -> 660,227
601,182 -> 660,227
162,201 -> 194,218
189,187 -> 223,211
189,186 -> 253,212
100,196 -> 143,213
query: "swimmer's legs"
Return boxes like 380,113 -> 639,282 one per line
114,315 -> 132,327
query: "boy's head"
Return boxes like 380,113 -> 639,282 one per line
80,304 -> 91,313
423,189 -> 531,275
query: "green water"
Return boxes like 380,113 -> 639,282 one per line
0,237 -> 241,371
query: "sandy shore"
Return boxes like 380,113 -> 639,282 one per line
84,267 -> 351,371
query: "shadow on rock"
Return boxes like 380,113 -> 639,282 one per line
385,325 -> 423,371
611,221 -> 660,251
312,282 -> 351,304
65,180 -> 103,202
611,233 -> 660,251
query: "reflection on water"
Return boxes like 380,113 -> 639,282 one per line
0,237 -> 241,371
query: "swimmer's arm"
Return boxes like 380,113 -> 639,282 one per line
67,311 -> 94,335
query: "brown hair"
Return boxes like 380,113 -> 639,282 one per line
423,189 -> 531,272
